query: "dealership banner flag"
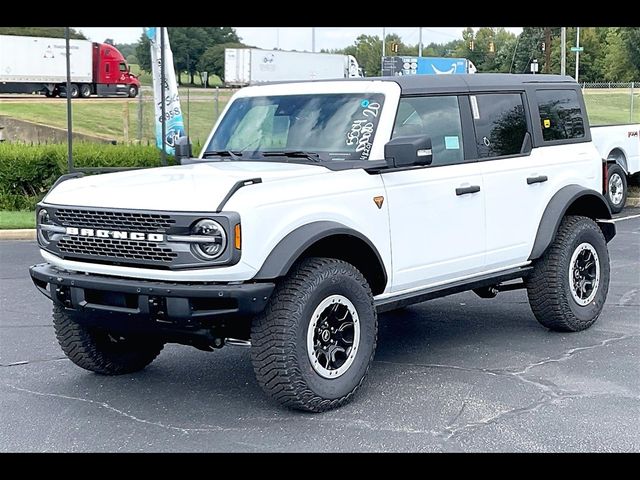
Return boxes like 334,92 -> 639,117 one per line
144,27 -> 185,155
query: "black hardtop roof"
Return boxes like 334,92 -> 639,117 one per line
361,73 -> 578,95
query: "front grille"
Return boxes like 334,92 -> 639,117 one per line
54,208 -> 175,232
58,236 -> 178,263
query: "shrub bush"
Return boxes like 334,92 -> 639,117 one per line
0,143 -> 175,210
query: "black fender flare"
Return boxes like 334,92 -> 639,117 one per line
529,185 -> 615,260
253,221 -> 388,285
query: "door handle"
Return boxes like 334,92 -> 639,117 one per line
527,175 -> 548,185
456,185 -> 481,196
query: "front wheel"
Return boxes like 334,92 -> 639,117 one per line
251,258 -> 377,412
128,85 -> 138,98
52,305 -> 164,375
606,163 -> 627,214
526,215 -> 610,332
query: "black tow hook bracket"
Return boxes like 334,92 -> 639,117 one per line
55,286 -> 72,307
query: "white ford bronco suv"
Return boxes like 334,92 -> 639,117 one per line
31,74 -> 616,412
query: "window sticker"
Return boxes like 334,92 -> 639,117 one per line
543,119 -> 551,128
444,136 -> 460,150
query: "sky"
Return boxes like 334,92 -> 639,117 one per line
76,27 -> 523,51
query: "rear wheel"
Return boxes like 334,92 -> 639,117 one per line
80,84 -> 92,98
606,163 -> 627,214
251,258 -> 377,412
53,305 -> 164,375
526,215 -> 610,332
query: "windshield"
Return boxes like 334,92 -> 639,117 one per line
206,93 -> 386,161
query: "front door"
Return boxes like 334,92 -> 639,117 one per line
382,95 -> 486,293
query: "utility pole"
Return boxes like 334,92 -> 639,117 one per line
560,27 -> 567,76
575,27 -> 581,83
382,27 -> 386,57
312,27 -> 316,53
544,27 -> 551,73
418,27 -> 423,57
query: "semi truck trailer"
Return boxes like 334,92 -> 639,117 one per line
0,34 -> 140,98
224,48 -> 363,86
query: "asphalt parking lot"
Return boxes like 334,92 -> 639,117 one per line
1,211 -> 638,452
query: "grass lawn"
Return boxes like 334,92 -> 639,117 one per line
583,89 -> 640,125
0,211 -> 35,229
0,94 -> 230,146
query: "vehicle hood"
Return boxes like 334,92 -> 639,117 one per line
44,161 -> 326,211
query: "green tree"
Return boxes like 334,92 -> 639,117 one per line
0,27 -> 85,39
621,27 -> 640,74
602,28 -> 636,82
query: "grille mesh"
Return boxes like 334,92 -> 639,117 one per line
54,209 -> 175,232
58,236 -> 178,263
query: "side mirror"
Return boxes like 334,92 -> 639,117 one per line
175,136 -> 193,164
384,135 -> 433,168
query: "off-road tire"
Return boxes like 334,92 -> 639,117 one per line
53,305 -> 164,375
526,215 -> 610,332
251,257 -> 377,412
606,163 -> 627,214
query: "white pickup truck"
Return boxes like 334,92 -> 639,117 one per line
592,124 -> 640,213
31,74 -> 618,412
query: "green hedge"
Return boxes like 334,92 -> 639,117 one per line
0,143 -> 175,210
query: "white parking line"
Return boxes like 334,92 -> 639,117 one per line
612,213 -> 640,223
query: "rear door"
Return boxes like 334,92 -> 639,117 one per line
475,89 -> 592,271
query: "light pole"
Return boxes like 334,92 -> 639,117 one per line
418,27 -> 423,57
382,27 -> 386,57
560,27 -> 566,76
312,27 -> 316,53
575,27 -> 581,83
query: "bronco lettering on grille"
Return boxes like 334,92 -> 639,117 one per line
65,227 -> 164,242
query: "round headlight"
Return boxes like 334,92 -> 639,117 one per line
191,219 -> 226,260
37,209 -> 51,245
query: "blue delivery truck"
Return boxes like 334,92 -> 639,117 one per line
381,56 -> 477,76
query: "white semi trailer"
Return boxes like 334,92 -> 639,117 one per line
224,48 -> 362,86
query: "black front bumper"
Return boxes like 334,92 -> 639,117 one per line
30,263 -> 275,327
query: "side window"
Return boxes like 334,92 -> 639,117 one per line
119,62 -> 128,72
471,93 -> 528,158
537,89 -> 585,141
392,96 -> 464,166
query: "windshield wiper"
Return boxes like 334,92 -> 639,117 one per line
202,150 -> 243,160
260,151 -> 322,162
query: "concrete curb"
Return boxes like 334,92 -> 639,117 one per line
0,229 -> 36,240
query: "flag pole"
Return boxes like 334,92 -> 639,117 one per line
160,27 -> 167,165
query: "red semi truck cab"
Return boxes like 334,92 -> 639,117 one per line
92,42 -> 140,98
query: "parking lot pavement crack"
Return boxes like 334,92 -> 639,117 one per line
376,360 -> 503,377
1,383 -> 250,435
506,334 -> 635,376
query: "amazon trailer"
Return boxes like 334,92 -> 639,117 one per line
382,56 -> 476,76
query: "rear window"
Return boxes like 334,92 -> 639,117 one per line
537,89 -> 585,141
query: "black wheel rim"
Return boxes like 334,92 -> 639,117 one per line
307,295 -> 360,378
569,242 -> 600,306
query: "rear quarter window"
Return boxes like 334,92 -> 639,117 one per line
537,89 -> 585,141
